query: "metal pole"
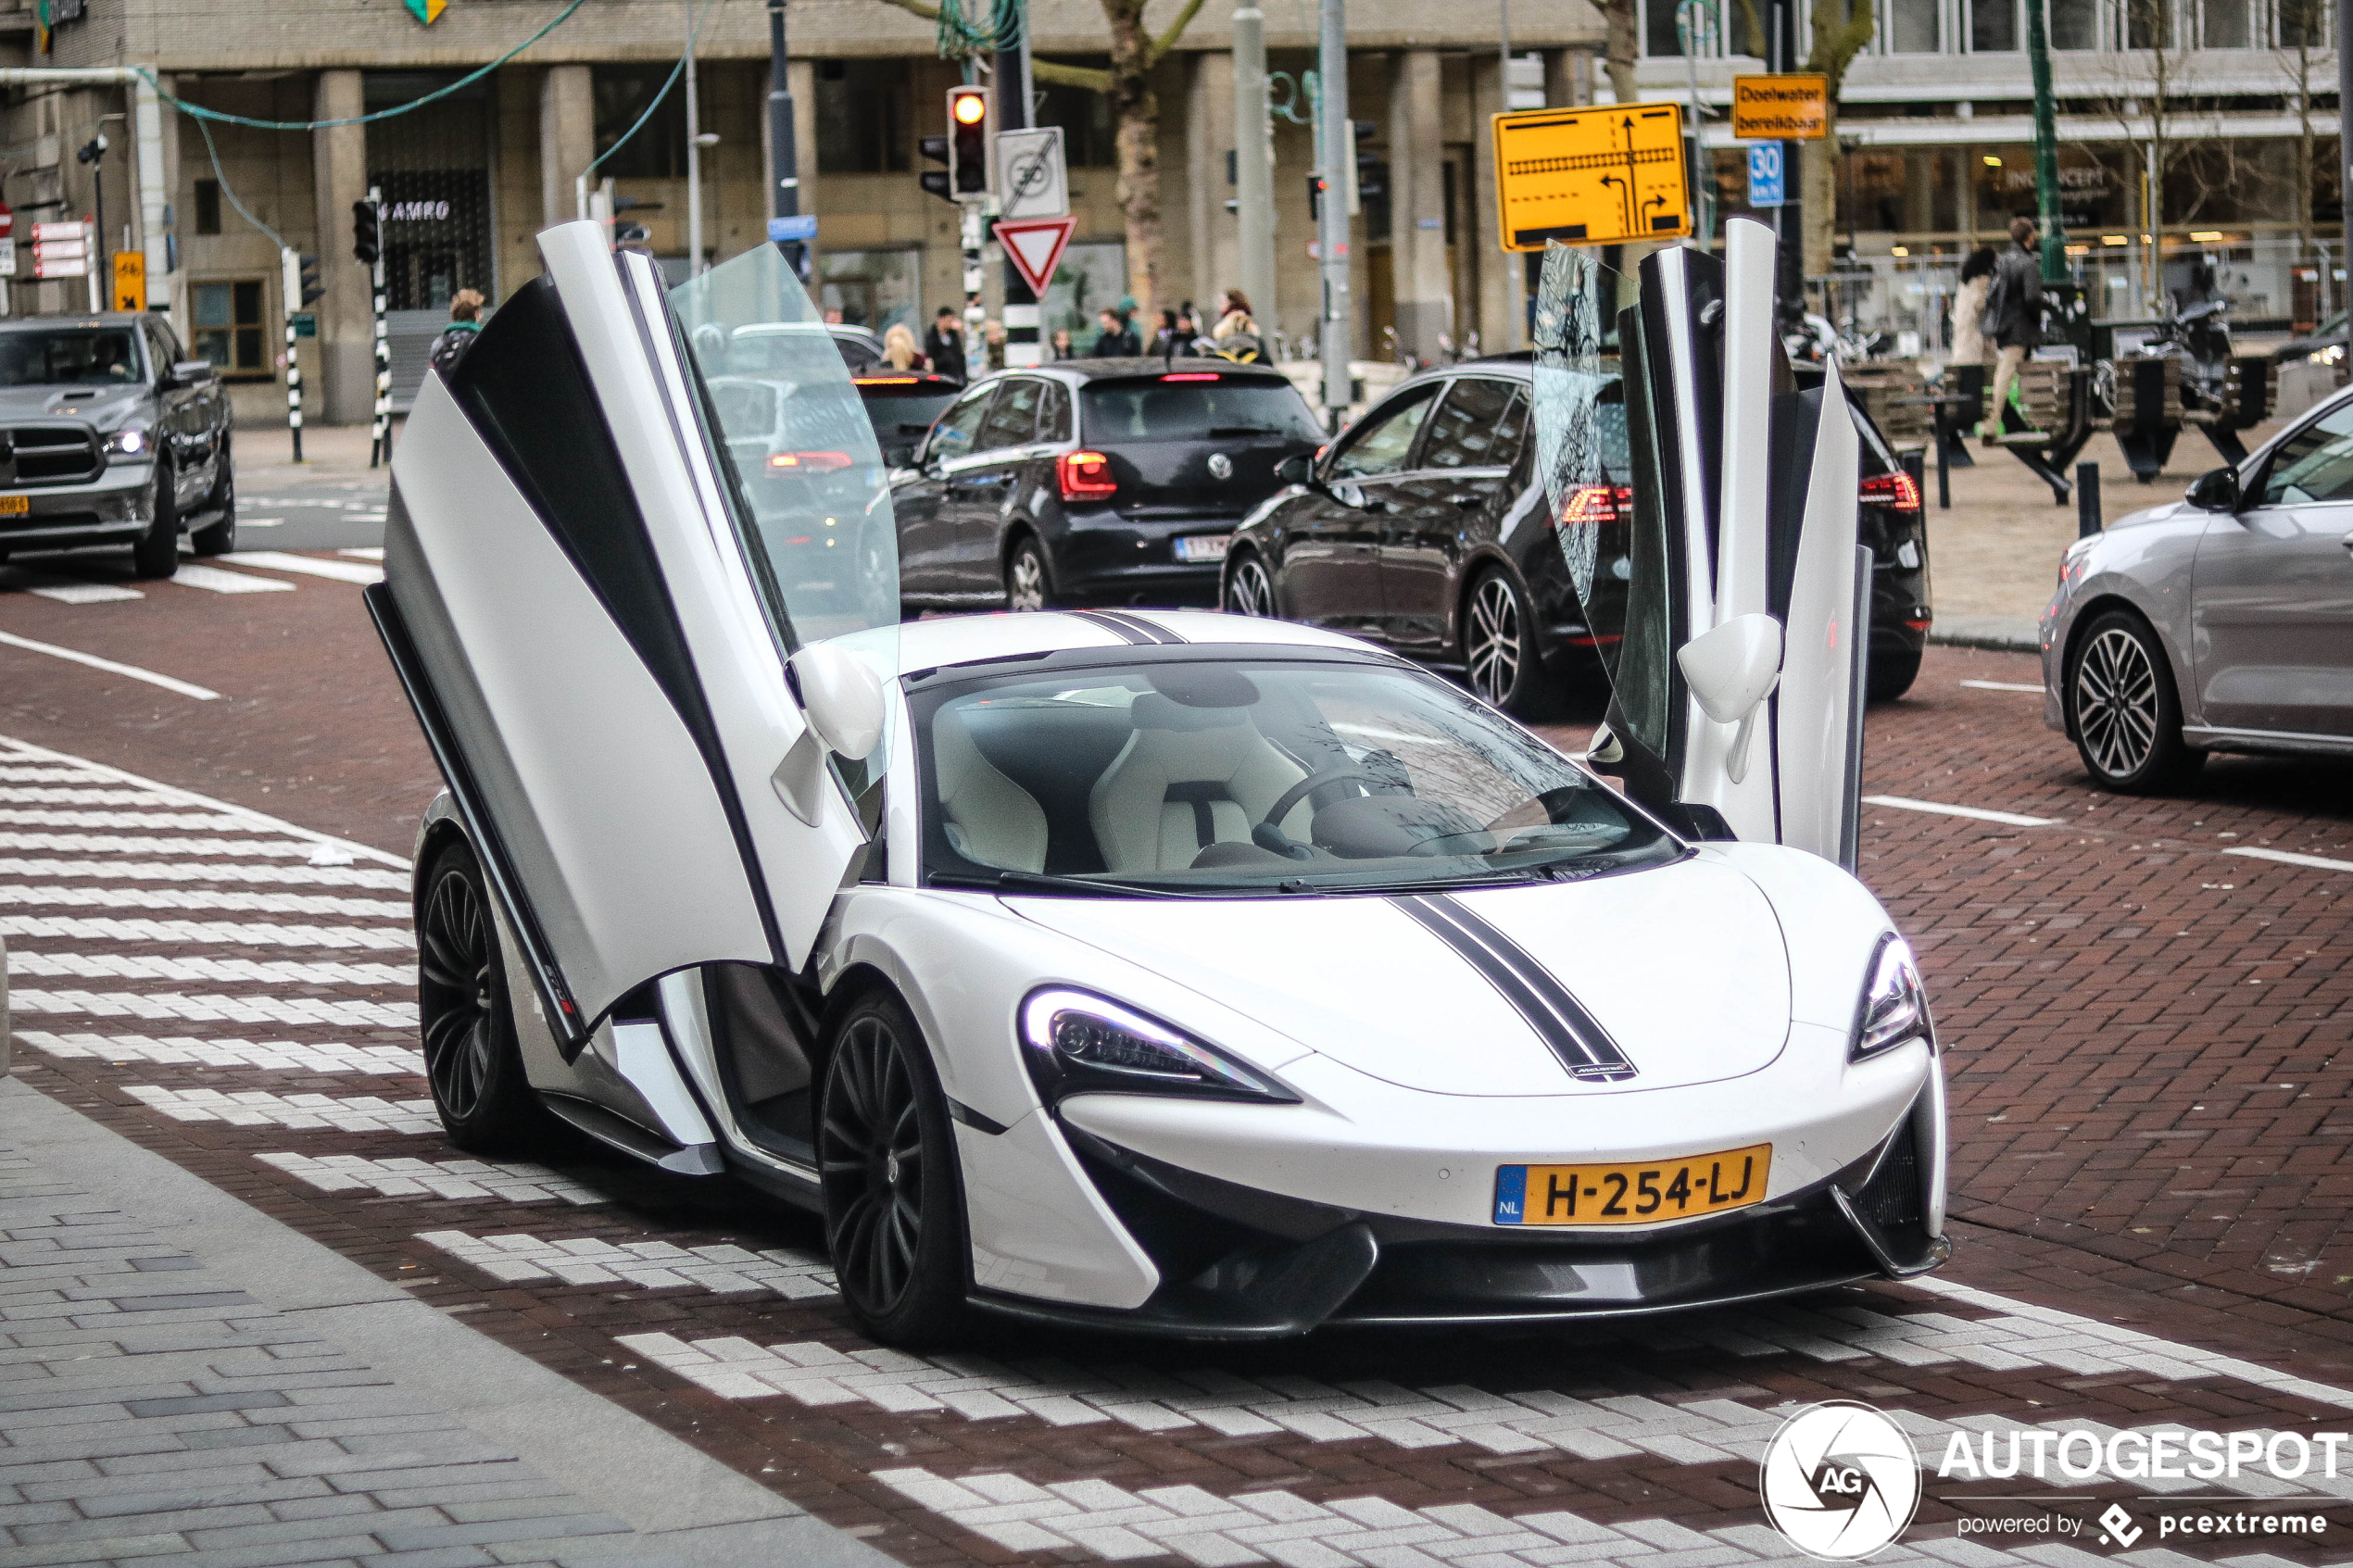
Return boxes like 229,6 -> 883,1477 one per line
686,0 -> 704,276
2024,0 -> 2065,282
368,186 -> 389,469
1316,0 -> 1353,423
280,245 -> 304,465
999,0 -> 1040,367
767,0 -> 806,277
2340,0 -> 2353,283
1767,0 -> 1801,321
1234,4 -> 1277,336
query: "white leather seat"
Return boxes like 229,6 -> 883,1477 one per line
934,708 -> 1050,872
1088,694 -> 1308,872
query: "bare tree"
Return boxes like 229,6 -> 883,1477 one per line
876,0 -> 1209,320
1799,0 -> 1875,277
2274,0 -> 2334,276
2097,0 -> 2259,301
1599,0 -> 1641,103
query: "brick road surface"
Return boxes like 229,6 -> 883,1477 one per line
0,551 -> 2350,1567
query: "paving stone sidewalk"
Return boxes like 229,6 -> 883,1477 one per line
0,1135 -> 647,1566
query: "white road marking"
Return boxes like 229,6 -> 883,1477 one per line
19,1029 -> 422,1074
27,583 -> 144,605
8,986 -> 417,1028
237,518 -> 284,527
226,549 -> 384,585
7,949 -> 410,987
1960,679 -> 2045,693
2224,845 -> 2353,874
127,1085 -> 437,1135
1860,795 -> 2059,827
0,809 -> 269,831
0,884 -> 408,918
0,736 -> 407,868
258,1153 -> 606,1205
420,1231 -> 837,1298
0,831 -> 346,859
170,563 -> 296,596
340,547 -> 385,561
0,766 -> 113,784
0,630 -> 220,700
0,913 -> 411,949
0,857 -> 405,890
0,786 -> 184,805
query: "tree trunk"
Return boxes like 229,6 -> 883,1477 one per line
1105,1 -> 1163,324
1599,0 -> 1639,103
1802,113 -> 1836,280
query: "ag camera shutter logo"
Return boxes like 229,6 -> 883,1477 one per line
1761,1401 -> 1922,1559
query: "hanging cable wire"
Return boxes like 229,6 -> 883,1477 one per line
587,0 -> 720,177
935,0 -> 1020,63
194,114 -> 287,253
135,0 -> 588,131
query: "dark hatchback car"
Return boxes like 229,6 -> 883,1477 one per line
890,358 -> 1324,614
852,370 -> 964,467
1220,356 -> 1932,714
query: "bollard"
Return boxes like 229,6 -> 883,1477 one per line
1935,417 -> 1951,509
2076,461 -> 2102,539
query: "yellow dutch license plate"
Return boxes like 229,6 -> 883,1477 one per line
0,495 -> 28,515
1493,1144 -> 1771,1226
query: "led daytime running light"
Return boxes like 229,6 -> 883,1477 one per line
1017,987 -> 1296,1104
1851,935 -> 1931,1061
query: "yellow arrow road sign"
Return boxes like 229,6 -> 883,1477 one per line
1491,103 -> 1691,252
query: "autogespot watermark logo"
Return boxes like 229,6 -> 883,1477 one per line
1760,1402 -> 1923,1560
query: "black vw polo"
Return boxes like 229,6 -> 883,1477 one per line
889,358 -> 1324,615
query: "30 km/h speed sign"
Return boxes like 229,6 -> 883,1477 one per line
1491,103 -> 1690,251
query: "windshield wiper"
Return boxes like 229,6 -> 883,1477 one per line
926,869 -> 1187,899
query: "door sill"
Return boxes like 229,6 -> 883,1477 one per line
2183,724 -> 2353,758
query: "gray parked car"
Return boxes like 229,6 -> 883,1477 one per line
2042,385 -> 2353,790
0,312 -> 235,579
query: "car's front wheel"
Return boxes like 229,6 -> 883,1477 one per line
1224,551 -> 1277,617
818,988 -> 970,1346
1463,567 -> 1545,716
130,464 -> 179,580
416,838 -> 553,1155
2066,609 -> 2203,792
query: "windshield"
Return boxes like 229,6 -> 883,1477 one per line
913,657 -> 1675,895
1082,378 -> 1323,443
670,247 -> 900,648
0,329 -> 145,387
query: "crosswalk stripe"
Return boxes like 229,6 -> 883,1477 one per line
227,550 -> 384,586
7,950 -> 411,986
0,832 -> 340,860
0,767 -> 113,784
27,582 -> 144,605
0,809 -> 269,831
0,914 -> 412,949
8,986 -> 417,1028
0,786 -> 187,806
19,1029 -> 422,1074
0,857 -> 406,889
421,1230 -> 835,1297
340,547 -> 386,561
259,1152 -> 605,1205
128,1085 -> 437,1135
171,563 -> 296,595
0,884 -> 409,918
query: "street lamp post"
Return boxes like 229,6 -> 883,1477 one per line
1234,4 -> 1277,334
997,1 -> 1038,366
1316,0 -> 1352,424
2024,0 -> 2066,283
768,0 -> 806,276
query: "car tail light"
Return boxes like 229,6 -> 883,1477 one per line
1058,449 -> 1118,502
1860,470 -> 1922,512
855,375 -> 920,385
770,451 -> 854,471
1558,483 -> 1632,529
1160,372 -> 1220,382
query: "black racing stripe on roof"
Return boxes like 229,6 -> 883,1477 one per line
1071,608 -> 1187,646
1067,609 -> 1155,645
1391,893 -> 1636,1083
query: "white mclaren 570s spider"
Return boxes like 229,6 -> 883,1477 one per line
369,217 -> 1946,1346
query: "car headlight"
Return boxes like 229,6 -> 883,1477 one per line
1019,987 -> 1299,1107
1851,935 -> 1931,1062
103,427 -> 148,458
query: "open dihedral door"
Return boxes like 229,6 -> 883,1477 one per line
369,221 -> 898,1050
1531,217 -> 1868,867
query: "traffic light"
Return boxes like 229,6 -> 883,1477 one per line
298,255 -> 325,307
947,85 -> 989,196
351,199 -> 381,267
1307,172 -> 1327,221
918,133 -> 953,204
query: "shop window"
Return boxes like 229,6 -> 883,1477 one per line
815,59 -> 908,174
1970,0 -> 2019,48
193,180 -> 221,236
593,65 -> 688,180
192,280 -> 266,378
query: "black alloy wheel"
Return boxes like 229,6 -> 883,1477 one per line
1224,552 -> 1277,617
416,840 -> 548,1154
130,463 -> 180,580
190,440 -> 236,556
1005,536 -> 1054,612
2066,609 -> 2203,793
1464,568 -> 1543,716
818,990 -> 969,1345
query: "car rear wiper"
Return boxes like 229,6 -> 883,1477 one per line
926,870 -> 1188,898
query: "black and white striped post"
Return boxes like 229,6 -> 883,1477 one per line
279,245 -> 305,465
368,187 -> 390,469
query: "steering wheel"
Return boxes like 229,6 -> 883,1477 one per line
1257,768 -> 1382,833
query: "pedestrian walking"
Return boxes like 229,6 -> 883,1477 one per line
925,307 -> 968,383
1951,247 -> 1994,366
427,289 -> 485,379
1980,220 -> 2045,444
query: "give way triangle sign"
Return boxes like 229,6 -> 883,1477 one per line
992,217 -> 1077,298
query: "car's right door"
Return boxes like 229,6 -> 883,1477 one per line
1281,383 -> 1438,635
2193,403 -> 2353,738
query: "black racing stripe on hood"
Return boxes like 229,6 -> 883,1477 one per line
1391,893 -> 1637,1083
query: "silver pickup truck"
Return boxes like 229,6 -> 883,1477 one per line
0,312 -> 235,579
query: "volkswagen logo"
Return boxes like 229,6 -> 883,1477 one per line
1206,452 -> 1233,481
1759,1401 -> 1919,1560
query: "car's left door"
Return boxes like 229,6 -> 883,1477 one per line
372,221 -> 891,1049
953,375 -> 1046,594
2193,405 -> 2353,738
1378,376 -> 1529,651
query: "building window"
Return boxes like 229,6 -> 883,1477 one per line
814,60 -> 909,174
2049,0 -> 2098,46
2123,0 -> 2171,47
1643,0 -> 1686,55
1970,0 -> 2019,47
1887,0 -> 1940,52
192,280 -> 266,377
193,180 -> 221,236
593,65 -> 688,180
2280,0 -> 2326,44
1036,78 -> 1118,167
2199,0 -> 2250,44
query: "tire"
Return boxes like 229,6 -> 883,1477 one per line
130,465 -> 180,580
1223,551 -> 1277,617
189,441 -> 235,557
2065,609 -> 2204,793
1003,535 -> 1055,612
817,988 -> 971,1347
1462,567 -> 1546,717
1867,643 -> 1923,703
415,838 -> 554,1156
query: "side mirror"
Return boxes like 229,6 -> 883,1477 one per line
168,359 -> 216,388
1275,453 -> 1315,486
789,641 -> 886,760
1675,613 -> 1783,784
2185,466 -> 2240,512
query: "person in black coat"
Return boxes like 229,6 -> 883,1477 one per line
924,307 -> 968,383
1982,219 -> 2045,442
